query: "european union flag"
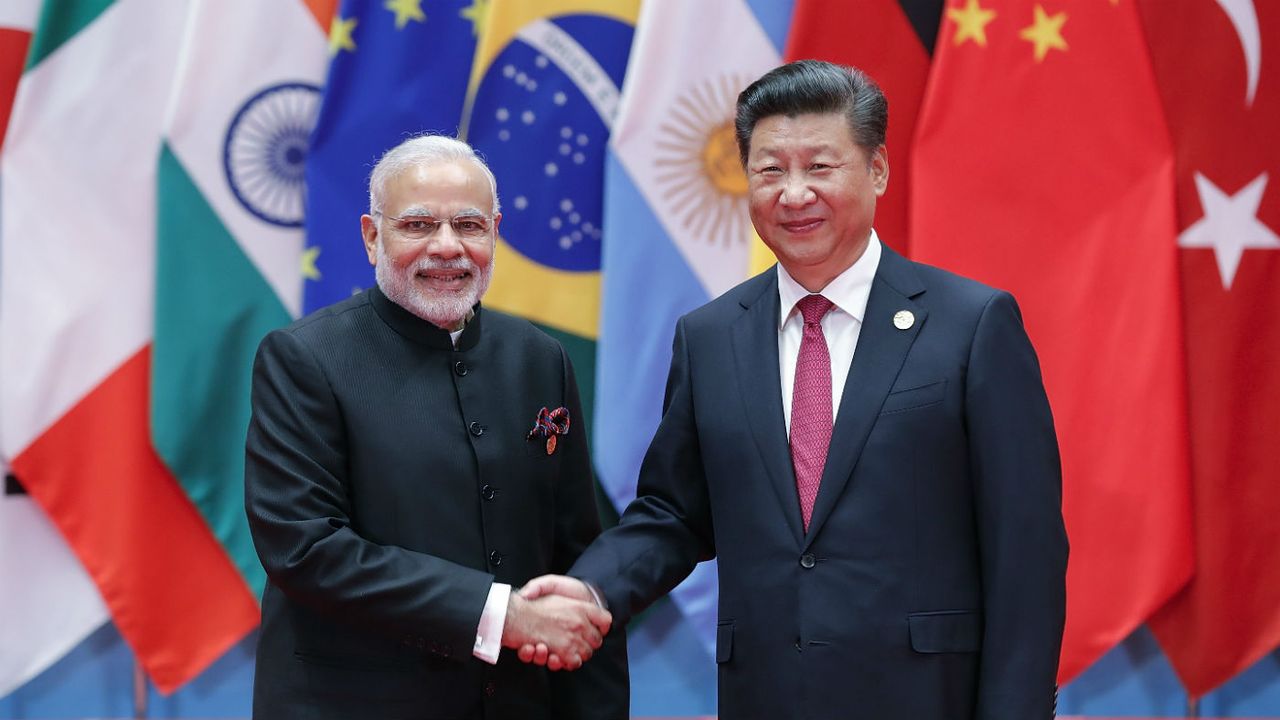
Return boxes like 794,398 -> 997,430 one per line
303,0 -> 480,313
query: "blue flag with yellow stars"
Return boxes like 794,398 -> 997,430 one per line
303,0 -> 482,313
460,0 -> 636,424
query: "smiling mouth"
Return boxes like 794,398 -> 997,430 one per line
417,270 -> 472,288
781,218 -> 825,233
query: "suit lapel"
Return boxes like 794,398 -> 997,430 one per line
731,272 -> 805,546
804,246 -> 927,547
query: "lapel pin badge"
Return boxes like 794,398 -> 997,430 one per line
893,310 -> 915,330
527,406 -> 571,455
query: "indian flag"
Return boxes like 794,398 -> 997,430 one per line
0,0 -> 109,699
152,0 -> 331,618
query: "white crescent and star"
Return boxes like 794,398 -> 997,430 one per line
1177,0 -> 1276,290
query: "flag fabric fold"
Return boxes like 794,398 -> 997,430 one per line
0,0 -> 111,698
1,0 -> 260,692
461,0 -> 638,436
152,0 -> 331,606
1140,0 -> 1280,696
595,0 -> 794,659
910,0 -> 1191,682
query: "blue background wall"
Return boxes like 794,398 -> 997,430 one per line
4,595 -> 1279,718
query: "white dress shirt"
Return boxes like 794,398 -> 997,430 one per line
777,231 -> 882,433
473,583 -> 510,663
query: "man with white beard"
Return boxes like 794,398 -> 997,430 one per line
244,135 -> 628,719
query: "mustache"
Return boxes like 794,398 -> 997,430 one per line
413,258 -> 477,273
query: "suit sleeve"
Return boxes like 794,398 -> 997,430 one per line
966,291 -> 1069,720
570,316 -> 716,627
244,328 -> 492,655
548,344 -> 630,720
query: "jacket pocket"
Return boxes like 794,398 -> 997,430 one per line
880,379 -> 947,415
716,621 -> 734,663
907,610 -> 982,653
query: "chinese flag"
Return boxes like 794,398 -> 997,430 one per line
910,0 -> 1192,682
784,0 -> 941,256
1140,0 -> 1280,697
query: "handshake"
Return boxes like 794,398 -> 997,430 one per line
500,574 -> 612,671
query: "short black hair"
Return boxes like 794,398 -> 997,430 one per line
735,59 -> 888,166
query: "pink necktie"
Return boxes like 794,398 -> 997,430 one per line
790,294 -> 834,532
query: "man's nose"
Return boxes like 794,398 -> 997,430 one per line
779,173 -> 816,207
427,226 -> 466,258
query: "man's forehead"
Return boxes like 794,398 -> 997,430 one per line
748,113 -> 857,155
384,160 -> 493,207
392,203 -> 487,217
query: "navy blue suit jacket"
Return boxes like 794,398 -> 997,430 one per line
573,245 -> 1067,719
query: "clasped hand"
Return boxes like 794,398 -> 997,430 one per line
501,575 -> 609,671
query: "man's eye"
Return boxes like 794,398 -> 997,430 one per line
404,220 -> 435,231
810,163 -> 830,171
456,220 -> 484,232
758,166 -> 782,175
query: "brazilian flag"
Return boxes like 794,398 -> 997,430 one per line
461,0 -> 637,451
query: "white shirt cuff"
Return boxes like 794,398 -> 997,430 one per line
473,582 -> 511,665
583,579 -> 607,609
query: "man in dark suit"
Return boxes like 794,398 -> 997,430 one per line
522,60 -> 1068,719
244,135 -> 627,719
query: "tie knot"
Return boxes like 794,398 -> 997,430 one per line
796,294 -> 834,326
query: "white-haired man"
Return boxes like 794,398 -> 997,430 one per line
245,135 -> 628,719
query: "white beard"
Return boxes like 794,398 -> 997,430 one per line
374,240 -> 493,330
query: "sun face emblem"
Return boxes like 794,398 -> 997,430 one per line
653,76 -> 753,247
702,121 -> 748,197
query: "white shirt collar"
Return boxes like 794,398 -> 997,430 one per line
777,229 -> 882,329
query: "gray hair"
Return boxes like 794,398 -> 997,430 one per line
367,134 -> 501,216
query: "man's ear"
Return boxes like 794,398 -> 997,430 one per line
871,145 -> 889,197
361,214 -> 378,266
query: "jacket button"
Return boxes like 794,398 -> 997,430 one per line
454,361 -> 468,376
484,681 -> 497,696
480,484 -> 496,501
488,550 -> 503,567
799,553 -> 816,569
469,421 -> 484,437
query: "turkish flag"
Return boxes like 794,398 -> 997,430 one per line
1140,0 -> 1280,697
783,0 -> 941,257
910,0 -> 1192,682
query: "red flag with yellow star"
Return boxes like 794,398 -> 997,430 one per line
1139,0 -> 1280,697
910,0 -> 1192,682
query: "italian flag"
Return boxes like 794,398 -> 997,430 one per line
0,0 -> 109,697
1,0 -> 330,693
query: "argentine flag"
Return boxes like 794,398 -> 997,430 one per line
596,0 -> 793,662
